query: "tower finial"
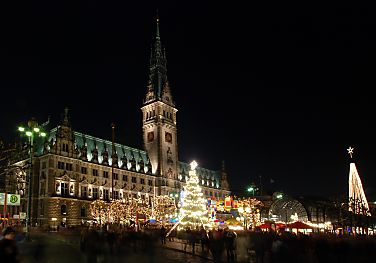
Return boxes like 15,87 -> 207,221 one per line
347,146 -> 354,159
156,9 -> 160,38
63,107 -> 70,126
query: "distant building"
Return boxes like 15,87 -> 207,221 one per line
1,18 -> 230,227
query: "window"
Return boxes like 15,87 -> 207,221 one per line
92,169 -> 98,176
61,182 -> 69,196
40,201 -> 44,216
61,204 -> 67,215
104,189 -> 109,200
81,206 -> 87,217
140,178 -> 145,185
123,175 -> 128,181
66,163 -> 73,171
58,161 -> 65,169
114,191 -> 119,200
81,186 -> 87,198
81,167 -> 87,174
131,177 -> 137,183
148,180 -> 153,186
42,162 -> 46,169
93,188 -> 98,199
113,173 -> 118,180
40,182 -> 45,196
62,143 -> 68,152
103,171 -> 109,178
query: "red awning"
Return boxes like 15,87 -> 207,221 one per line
258,223 -> 271,229
287,221 -> 313,229
259,222 -> 286,229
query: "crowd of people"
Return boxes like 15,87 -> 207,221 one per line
244,230 -> 376,263
78,224 -> 238,262
2,223 -> 376,263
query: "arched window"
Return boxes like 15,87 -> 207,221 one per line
61,204 -> 67,215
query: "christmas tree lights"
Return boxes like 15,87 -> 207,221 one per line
151,195 -> 177,221
90,200 -> 109,225
90,194 -> 177,225
347,147 -> 371,216
179,161 -> 209,229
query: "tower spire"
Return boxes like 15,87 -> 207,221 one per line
144,12 -> 173,105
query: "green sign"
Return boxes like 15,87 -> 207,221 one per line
8,194 -> 20,205
0,193 -> 21,206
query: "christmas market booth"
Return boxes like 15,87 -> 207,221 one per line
258,222 -> 286,232
224,217 -> 243,230
286,221 -> 315,234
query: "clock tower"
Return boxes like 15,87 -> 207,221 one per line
141,17 -> 179,195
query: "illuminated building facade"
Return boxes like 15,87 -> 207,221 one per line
3,18 -> 230,227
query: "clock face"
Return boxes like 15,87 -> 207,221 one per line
147,132 -> 154,142
165,132 -> 172,143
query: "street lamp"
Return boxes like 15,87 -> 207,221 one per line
18,118 -> 46,239
247,186 -> 255,197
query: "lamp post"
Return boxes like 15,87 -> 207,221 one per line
18,119 -> 46,239
247,186 -> 255,197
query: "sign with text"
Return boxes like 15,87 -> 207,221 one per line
0,193 -> 21,206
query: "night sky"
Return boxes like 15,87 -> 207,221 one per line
2,2 -> 376,200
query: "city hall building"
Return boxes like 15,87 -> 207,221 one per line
2,19 -> 230,227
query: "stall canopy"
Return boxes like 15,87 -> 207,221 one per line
287,221 -> 313,229
258,222 -> 285,229
258,222 -> 272,229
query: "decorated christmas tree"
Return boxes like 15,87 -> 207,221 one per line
347,147 -> 371,216
179,160 -> 209,229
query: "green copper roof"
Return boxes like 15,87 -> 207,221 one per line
47,128 -> 149,167
178,161 -> 221,188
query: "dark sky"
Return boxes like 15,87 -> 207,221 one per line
2,2 -> 376,200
